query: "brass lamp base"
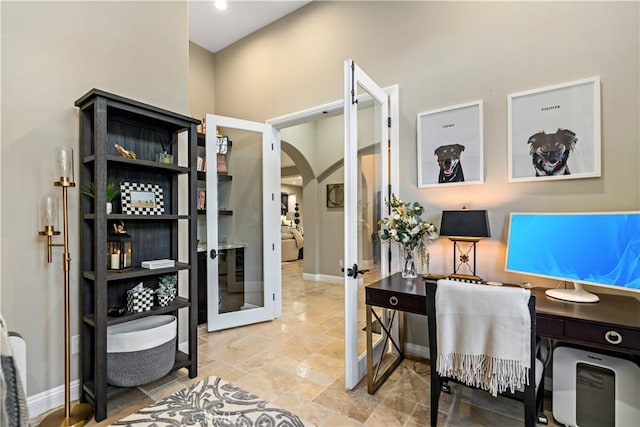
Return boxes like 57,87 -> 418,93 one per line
40,403 -> 93,427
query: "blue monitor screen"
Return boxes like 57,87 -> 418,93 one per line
505,212 -> 640,291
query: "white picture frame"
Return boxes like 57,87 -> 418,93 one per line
417,100 -> 484,188
508,76 -> 601,182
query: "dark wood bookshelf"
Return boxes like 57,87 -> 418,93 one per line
76,89 -> 199,421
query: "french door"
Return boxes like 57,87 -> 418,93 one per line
343,60 -> 394,389
204,114 -> 280,331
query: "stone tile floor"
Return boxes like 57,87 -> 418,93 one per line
36,260 -> 560,426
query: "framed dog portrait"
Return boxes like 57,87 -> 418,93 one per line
417,100 -> 484,188
508,77 -> 601,182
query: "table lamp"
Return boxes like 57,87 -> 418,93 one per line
439,209 -> 490,281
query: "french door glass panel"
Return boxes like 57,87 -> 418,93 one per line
205,114 -> 277,332
344,60 -> 389,389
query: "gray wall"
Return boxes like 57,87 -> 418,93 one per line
189,41 -> 217,120
212,1 -> 639,344
215,1 -> 639,277
1,1 -> 190,398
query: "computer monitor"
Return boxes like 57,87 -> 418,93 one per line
505,212 -> 640,303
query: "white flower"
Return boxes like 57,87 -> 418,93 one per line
378,193 -> 439,266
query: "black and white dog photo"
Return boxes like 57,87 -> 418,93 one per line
434,144 -> 465,183
527,128 -> 577,176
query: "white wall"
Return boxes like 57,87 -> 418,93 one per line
1,0 -> 190,400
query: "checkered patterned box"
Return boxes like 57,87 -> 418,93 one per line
156,290 -> 176,307
126,287 -> 153,313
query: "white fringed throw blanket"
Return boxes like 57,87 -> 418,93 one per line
435,280 -> 531,396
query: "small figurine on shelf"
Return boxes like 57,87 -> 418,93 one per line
114,143 -> 136,159
156,274 -> 177,306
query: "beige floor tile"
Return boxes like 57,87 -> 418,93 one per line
64,260 -> 560,427
233,365 -> 302,402
364,394 -> 416,426
321,412 -> 364,427
447,398 -> 525,427
273,392 -> 336,427
293,353 -> 344,387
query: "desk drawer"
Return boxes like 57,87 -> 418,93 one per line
366,289 -> 426,315
537,316 -> 564,339
564,320 -> 640,352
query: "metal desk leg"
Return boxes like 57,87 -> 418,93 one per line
366,305 -> 405,394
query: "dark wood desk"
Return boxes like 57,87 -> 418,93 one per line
534,289 -> 640,355
364,274 -> 640,394
365,273 -> 426,393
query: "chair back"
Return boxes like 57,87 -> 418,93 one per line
425,279 -> 544,427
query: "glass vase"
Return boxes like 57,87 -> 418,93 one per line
402,246 -> 417,279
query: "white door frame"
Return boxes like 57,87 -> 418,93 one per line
268,80 -> 399,390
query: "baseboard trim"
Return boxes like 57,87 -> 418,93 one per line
405,343 -> 430,360
27,380 -> 80,418
302,273 -> 343,284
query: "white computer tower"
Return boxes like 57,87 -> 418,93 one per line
553,346 -> 640,427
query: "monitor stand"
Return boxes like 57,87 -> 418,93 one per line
545,282 -> 600,303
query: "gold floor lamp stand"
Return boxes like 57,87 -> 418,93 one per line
40,404 -> 94,427
39,170 -> 93,427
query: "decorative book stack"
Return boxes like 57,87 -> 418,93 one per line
141,259 -> 176,269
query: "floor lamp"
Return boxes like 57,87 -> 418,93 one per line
39,147 -> 93,427
439,209 -> 490,282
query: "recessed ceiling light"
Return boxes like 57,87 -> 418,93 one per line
214,0 -> 228,11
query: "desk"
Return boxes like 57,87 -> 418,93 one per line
364,274 -> 640,394
364,273 -> 426,393
534,289 -> 640,355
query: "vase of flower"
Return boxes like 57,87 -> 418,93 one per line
378,194 -> 438,278
402,246 -> 417,279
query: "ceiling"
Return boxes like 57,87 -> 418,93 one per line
189,1 -> 307,188
189,0 -> 311,53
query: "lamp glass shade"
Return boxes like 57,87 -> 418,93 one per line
56,147 -> 74,182
40,196 -> 58,229
440,210 -> 490,238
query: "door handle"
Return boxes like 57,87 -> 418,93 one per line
344,263 -> 369,279
210,249 -> 217,259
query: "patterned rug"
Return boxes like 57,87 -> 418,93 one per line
112,376 -> 314,427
